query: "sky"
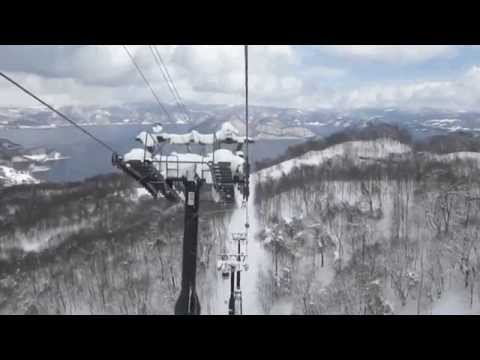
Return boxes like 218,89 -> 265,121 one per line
1,45 -> 480,111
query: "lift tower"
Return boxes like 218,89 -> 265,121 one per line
113,123 -> 252,314
174,173 -> 203,315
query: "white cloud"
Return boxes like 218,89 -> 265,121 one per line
0,45 -> 347,108
310,64 -> 480,111
1,45 -> 480,111
316,45 -> 459,64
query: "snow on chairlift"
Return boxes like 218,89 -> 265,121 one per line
117,122 -> 252,204
232,232 -> 247,242
217,254 -> 231,279
112,151 -> 180,202
221,269 -> 230,280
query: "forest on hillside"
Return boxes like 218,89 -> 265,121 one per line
255,123 -> 480,171
2,123 -> 480,314
254,127 -> 480,314
0,174 -> 232,314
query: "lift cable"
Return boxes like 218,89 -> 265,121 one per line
149,45 -> 192,124
0,71 -> 118,154
244,45 -> 250,231
148,45 -> 181,118
154,45 -> 192,123
122,45 -> 174,123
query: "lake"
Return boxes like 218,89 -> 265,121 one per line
0,125 -> 305,183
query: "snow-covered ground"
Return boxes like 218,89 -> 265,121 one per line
426,151 -> 480,164
257,138 -> 412,180
256,137 -> 480,185
23,151 -> 69,163
13,221 -> 93,253
213,177 -> 267,315
29,164 -> 51,173
130,187 -> 151,202
0,166 -> 39,186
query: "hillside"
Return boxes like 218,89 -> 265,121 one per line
2,124 -> 480,314
257,138 -> 411,181
0,174 -> 231,314
253,134 -> 480,314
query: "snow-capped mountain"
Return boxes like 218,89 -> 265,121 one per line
3,104 -> 480,139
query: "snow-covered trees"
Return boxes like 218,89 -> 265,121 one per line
254,136 -> 480,314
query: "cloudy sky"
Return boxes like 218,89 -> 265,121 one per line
1,45 -> 480,111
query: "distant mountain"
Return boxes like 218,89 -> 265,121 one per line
254,122 -> 480,172
0,138 -> 67,187
2,104 -> 480,139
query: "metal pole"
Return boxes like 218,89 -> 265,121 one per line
244,45 -> 250,204
229,270 -> 235,315
174,179 -> 202,315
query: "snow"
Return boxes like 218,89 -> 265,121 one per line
426,151 -> 480,164
11,156 -> 29,163
159,130 -> 214,145
123,148 -> 153,162
29,165 -> 50,173
135,131 -> 157,148
12,221 -> 92,253
18,124 -> 57,129
306,121 -> 327,126
48,152 -> 68,161
23,154 -> 49,162
152,124 -> 163,133
431,292 -> 480,315
211,149 -> 244,174
122,147 -> 245,184
216,122 -> 243,143
428,118 -> 459,124
213,176 -> 265,314
447,126 -> 467,132
23,152 -> 67,163
257,138 -> 412,180
0,166 -> 39,186
137,122 -> 251,147
130,187 -> 151,202
154,152 -> 209,181
156,149 -> 244,182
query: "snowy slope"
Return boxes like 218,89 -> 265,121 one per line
424,151 -> 480,164
0,166 -> 39,186
256,138 -> 412,180
22,151 -> 68,163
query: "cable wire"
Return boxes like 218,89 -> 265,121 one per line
0,71 -> 117,154
244,45 -> 250,230
154,46 -> 192,124
148,45 -> 191,124
122,45 -> 174,123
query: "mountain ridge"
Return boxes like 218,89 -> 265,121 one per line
3,104 -> 480,139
